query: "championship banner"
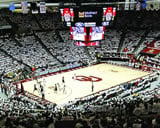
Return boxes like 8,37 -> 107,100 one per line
136,0 -> 141,11
21,1 -> 28,14
9,3 -> 15,11
141,40 -> 160,55
130,0 -> 135,10
125,0 -> 130,10
141,0 -> 146,10
40,2 -> 46,14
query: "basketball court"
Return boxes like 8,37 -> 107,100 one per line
21,63 -> 150,105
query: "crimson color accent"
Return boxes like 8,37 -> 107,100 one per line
63,8 -> 71,16
75,75 -> 102,82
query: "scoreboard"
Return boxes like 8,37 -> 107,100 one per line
70,26 -> 105,42
73,7 -> 103,26
60,6 -> 116,27
60,6 -> 116,44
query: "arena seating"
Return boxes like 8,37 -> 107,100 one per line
120,30 -> 144,53
0,36 -> 61,73
9,13 -> 40,30
37,30 -> 90,65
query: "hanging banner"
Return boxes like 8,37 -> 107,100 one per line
125,0 -> 130,10
142,0 -> 147,10
21,1 -> 28,14
136,0 -> 141,11
40,2 -> 46,14
130,0 -> 135,10
9,3 -> 15,11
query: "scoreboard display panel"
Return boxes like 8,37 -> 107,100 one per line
60,6 -> 116,45
89,26 -> 105,41
73,7 -> 103,26
70,26 -> 105,41
60,8 -> 74,22
60,7 -> 116,27
70,27 -> 87,41
102,7 -> 116,21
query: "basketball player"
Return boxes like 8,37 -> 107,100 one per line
33,83 -> 37,93
91,81 -> 94,92
62,76 -> 65,84
20,82 -> 24,95
43,78 -> 46,87
40,84 -> 44,93
54,84 -> 58,93
88,60 -> 91,66
57,83 -> 61,91
72,73 -> 76,80
42,91 -> 45,99
63,84 -> 66,94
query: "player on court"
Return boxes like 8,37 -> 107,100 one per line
57,83 -> 61,91
62,76 -> 65,84
43,78 -> 46,87
62,76 -> 66,94
91,81 -> 94,92
42,91 -> 45,99
54,84 -> 58,93
63,84 -> 66,94
33,83 -> 37,93
72,73 -> 76,80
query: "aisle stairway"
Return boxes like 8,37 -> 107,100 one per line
117,29 -> 126,52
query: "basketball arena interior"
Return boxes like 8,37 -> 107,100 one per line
0,0 -> 160,128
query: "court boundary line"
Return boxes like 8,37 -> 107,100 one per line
14,63 -> 152,105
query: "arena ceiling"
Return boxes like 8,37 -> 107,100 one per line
0,0 -> 133,4
0,0 -> 44,8
0,0 -> 157,9
0,0 -> 42,4
0,0 -> 41,3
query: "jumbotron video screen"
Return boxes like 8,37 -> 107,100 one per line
60,6 -> 116,45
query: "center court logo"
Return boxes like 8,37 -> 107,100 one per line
75,75 -> 102,82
